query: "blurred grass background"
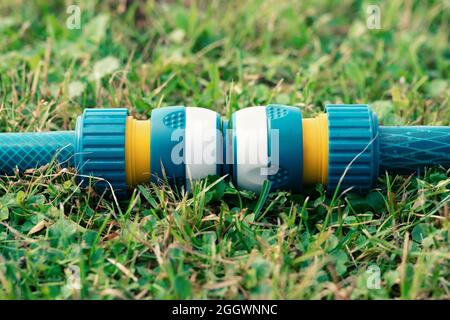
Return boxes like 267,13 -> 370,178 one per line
0,0 -> 448,299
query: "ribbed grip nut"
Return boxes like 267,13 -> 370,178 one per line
75,108 -> 128,197
326,104 -> 379,193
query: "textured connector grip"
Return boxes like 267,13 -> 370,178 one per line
266,104 -> 303,192
75,108 -> 128,196
379,126 -> 450,174
150,106 -> 186,187
326,105 -> 379,192
0,131 -> 74,174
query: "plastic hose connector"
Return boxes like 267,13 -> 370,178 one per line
326,104 -> 379,192
184,107 -> 222,184
75,108 -> 128,197
231,107 -> 268,192
379,126 -> 450,174
266,105 -> 303,192
150,106 -> 186,187
0,131 -> 75,174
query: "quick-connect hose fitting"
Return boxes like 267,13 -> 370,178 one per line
231,105 -> 304,193
0,105 -> 449,197
150,106 -> 222,188
266,105 -> 303,192
150,106 -> 186,187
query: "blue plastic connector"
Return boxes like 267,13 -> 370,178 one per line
150,106 -> 186,186
266,105 -> 303,192
326,104 -> 379,192
75,108 -> 128,197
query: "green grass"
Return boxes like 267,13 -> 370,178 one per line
0,0 -> 449,299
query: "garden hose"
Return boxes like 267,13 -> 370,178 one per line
0,104 -> 449,197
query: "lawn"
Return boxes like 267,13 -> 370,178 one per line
0,0 -> 449,299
